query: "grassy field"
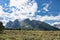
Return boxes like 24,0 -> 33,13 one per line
0,30 -> 60,40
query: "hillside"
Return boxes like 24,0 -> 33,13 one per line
6,19 -> 59,30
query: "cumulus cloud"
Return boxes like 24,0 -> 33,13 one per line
0,0 -> 60,26
9,0 -> 38,20
0,0 -> 38,25
30,14 -> 60,22
41,15 -> 60,21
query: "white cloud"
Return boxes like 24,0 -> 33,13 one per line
42,4 -> 49,12
0,0 -> 60,26
30,15 -> 60,22
41,15 -> 60,21
9,0 -> 38,20
50,22 -> 60,29
42,2 -> 52,12
51,22 -> 60,26
37,10 -> 41,13
0,0 -> 38,26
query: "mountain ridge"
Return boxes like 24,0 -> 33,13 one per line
6,19 -> 59,30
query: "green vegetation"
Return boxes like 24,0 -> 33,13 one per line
0,22 -> 5,33
0,21 -> 60,40
0,30 -> 60,40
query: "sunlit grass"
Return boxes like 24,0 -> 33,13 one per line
0,30 -> 60,40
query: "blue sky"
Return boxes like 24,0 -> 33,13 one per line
36,0 -> 60,25
0,0 -> 60,26
36,0 -> 60,16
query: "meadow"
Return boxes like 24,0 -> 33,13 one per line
0,30 -> 60,40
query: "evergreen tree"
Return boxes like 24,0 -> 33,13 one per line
0,22 -> 4,33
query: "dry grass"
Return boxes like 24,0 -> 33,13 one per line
0,30 -> 60,40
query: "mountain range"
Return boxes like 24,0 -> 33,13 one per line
6,19 -> 59,30
54,24 -> 60,29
